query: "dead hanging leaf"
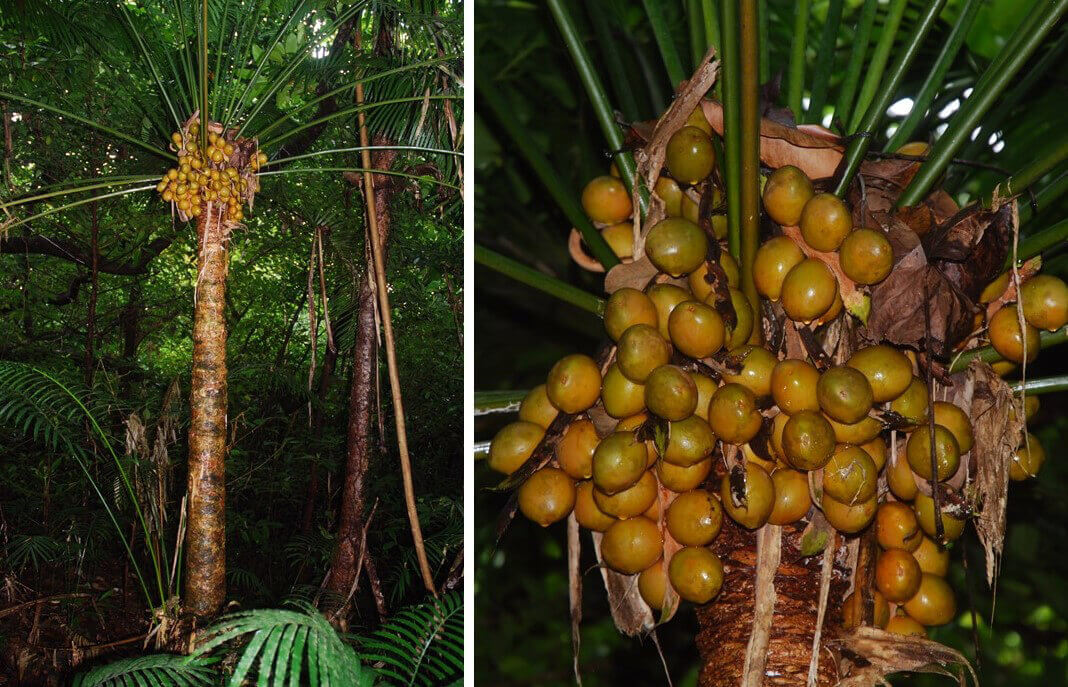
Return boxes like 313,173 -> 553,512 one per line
862,223 -> 977,357
605,255 -> 660,294
741,524 -> 782,687
699,100 -> 843,179
652,479 -> 683,625
963,359 -> 1024,585
924,203 -> 1015,303
567,514 -> 583,686
830,627 -> 977,687
985,256 -> 1041,321
590,530 -> 655,636
779,225 -> 870,322
587,402 -> 620,438
806,531 -> 837,687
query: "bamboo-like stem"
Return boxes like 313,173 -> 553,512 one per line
1011,374 -> 1068,395
474,389 -> 529,415
804,0 -> 844,124
897,0 -> 1068,208
738,0 -> 761,323
354,61 -> 436,598
884,0 -> 981,152
847,0 -> 908,133
546,0 -> 647,216
720,0 -> 742,260
1008,217 -> 1068,270
786,0 -> 811,119
475,245 -> 606,315
832,0 -> 876,129
641,0 -> 687,87
476,81 -> 618,269
702,0 -> 723,98
950,326 -> 1068,373
588,1 -> 642,122
981,136 -> 1068,210
688,0 -> 705,73
832,0 -> 948,198
1019,167 -> 1068,227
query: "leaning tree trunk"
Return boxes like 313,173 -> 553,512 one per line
184,204 -> 232,617
324,139 -> 398,619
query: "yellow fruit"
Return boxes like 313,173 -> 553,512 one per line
518,384 -> 558,429
665,126 -> 716,184
547,354 -> 602,413
768,468 -> 812,525
912,536 -> 949,576
875,501 -> 922,552
707,383 -> 762,445
656,456 -> 713,492
592,431 -> 648,495
906,425 -> 960,481
593,470 -> 658,518
665,489 -> 723,546
644,365 -> 698,421
932,402 -> 973,454
1010,433 -> 1046,480
886,614 -> 927,637
601,363 -> 646,419
799,193 -> 852,252
668,547 -> 724,603
604,287 -> 659,342
582,175 -> 632,224
668,300 -> 726,358
663,415 -> 717,466
719,462 -> 775,529
1020,274 -> 1068,331
875,548 -> 922,602
638,561 -> 668,609
488,421 -> 544,475
601,516 -> 663,574
988,306 -> 1040,363
617,324 -> 672,383
770,359 -> 821,415
654,176 -> 684,217
518,467 -> 576,526
887,454 -> 919,501
913,492 -> 965,542
822,445 -> 878,504
846,345 -> 913,403
753,236 -> 804,300
780,258 -> 838,323
888,376 -> 928,428
782,410 -> 836,470
722,346 -> 777,398
645,218 -> 708,277
574,481 -> 616,531
762,165 -> 814,226
821,493 -> 876,533
602,222 -> 635,259
817,366 -> 874,424
648,283 -> 690,339
838,228 -> 893,285
556,419 -> 600,479
903,573 -> 956,626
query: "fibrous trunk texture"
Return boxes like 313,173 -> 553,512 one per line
184,205 -> 231,617
696,518 -> 849,687
325,139 -> 397,618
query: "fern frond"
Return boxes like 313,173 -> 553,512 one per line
360,591 -> 463,686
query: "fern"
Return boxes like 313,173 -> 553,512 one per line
72,654 -> 216,687
360,591 -> 463,686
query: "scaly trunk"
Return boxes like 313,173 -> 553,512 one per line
184,205 -> 231,617
696,513 -> 850,686
325,139 -> 397,620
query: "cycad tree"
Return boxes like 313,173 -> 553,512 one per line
2,0 -> 460,619
476,0 -> 1068,683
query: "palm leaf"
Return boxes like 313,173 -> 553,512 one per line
359,591 -> 463,687
72,655 -> 215,687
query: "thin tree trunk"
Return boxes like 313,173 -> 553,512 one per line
84,202 -> 99,387
184,204 -> 231,617
325,139 -> 397,620
300,343 -> 337,535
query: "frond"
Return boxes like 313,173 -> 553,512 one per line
359,590 -> 463,687
72,655 -> 216,687
193,602 -> 373,686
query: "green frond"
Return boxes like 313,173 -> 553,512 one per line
359,591 -> 463,687
73,655 -> 216,687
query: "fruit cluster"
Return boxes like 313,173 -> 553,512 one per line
155,120 -> 267,223
579,108 -> 723,263
489,112 -> 1063,637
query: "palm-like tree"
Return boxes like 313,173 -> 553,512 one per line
476,0 -> 1067,683
1,0 -> 461,619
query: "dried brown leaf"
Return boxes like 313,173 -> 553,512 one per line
779,226 -> 870,322
742,524 -> 782,687
567,514 -> 583,685
699,101 -> 844,179
807,532 -> 837,687
590,530 -> 655,636
605,255 -> 660,295
831,627 -> 977,687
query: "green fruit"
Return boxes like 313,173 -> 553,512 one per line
617,324 -> 672,383
645,218 -> 708,277
655,176 -> 684,216
648,283 -> 691,339
839,228 -> 893,285
574,480 -> 616,531
593,469 -> 658,518
644,365 -> 698,421
665,126 -> 716,184
1020,274 -> 1068,331
518,467 -> 576,526
770,359 -> 820,414
601,516 -> 663,574
601,363 -> 646,419
668,547 -> 724,603
817,366 -> 874,424
604,288 -> 659,341
906,425 -> 960,481
782,410 -> 836,470
762,165 -> 814,226
663,415 -> 717,466
592,431 -> 648,495
518,384 -> 558,429
707,383 -> 762,445
721,346 -> 777,398
822,445 -> 878,504
988,306 -> 1040,363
